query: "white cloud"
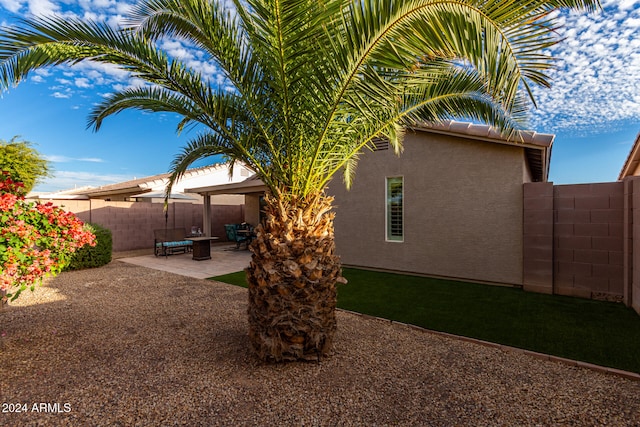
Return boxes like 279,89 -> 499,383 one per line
0,0 -> 23,13
530,4 -> 640,133
114,1 -> 131,15
93,0 -> 113,8
106,13 -> 126,27
618,0 -> 640,11
34,170 -> 136,192
26,69 -> 50,83
75,77 -> 92,88
27,0 -> 59,17
162,40 -> 195,61
72,61 -> 131,82
44,155 -> 72,162
626,17 -> 640,28
112,76 -> 146,92
51,91 -> 72,98
45,155 -> 105,163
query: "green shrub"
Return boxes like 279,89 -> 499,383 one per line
64,223 -> 112,271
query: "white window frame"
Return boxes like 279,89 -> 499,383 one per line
385,176 -> 404,242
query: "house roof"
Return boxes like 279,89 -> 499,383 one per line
411,120 -> 554,182
78,163 -> 231,198
186,121 -> 554,196
28,186 -> 94,200
618,131 -> 640,180
81,174 -> 166,198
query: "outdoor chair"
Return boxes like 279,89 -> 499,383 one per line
224,224 -> 251,250
153,228 -> 193,257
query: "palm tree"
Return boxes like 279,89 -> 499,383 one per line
0,0 -> 598,361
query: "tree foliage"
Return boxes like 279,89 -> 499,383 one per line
0,172 -> 95,302
0,0 -> 600,200
64,223 -> 112,271
0,136 -> 51,193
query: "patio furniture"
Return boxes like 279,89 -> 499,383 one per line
224,224 -> 252,250
236,223 -> 255,240
154,228 -> 193,257
186,236 -> 220,261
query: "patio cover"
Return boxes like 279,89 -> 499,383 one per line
185,176 -> 267,237
184,175 -> 267,197
130,191 -> 198,200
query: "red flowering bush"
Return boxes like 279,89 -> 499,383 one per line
0,172 -> 95,302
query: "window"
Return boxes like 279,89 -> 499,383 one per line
386,177 -> 403,242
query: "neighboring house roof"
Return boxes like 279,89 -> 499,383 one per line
36,162 -> 255,200
618,131 -> 640,180
81,173 -> 169,198
28,186 -> 94,200
412,120 -> 554,182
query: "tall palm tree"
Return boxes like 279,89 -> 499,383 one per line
0,0 -> 598,361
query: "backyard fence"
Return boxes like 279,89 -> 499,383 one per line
52,199 -> 244,252
523,178 -> 640,314
38,178 -> 640,316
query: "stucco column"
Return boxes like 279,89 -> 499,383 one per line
203,194 -> 211,237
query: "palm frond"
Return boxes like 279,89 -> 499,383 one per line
89,86 -> 200,131
0,0 -> 599,201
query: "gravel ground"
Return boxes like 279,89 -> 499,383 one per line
1,261 -> 640,426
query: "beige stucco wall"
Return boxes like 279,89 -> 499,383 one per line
328,130 -> 527,286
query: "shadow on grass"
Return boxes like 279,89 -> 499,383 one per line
210,267 -> 640,374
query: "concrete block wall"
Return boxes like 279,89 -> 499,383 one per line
523,183 -> 554,294
553,183 -> 624,301
630,177 -> 640,313
52,200 -> 243,252
523,182 -> 627,305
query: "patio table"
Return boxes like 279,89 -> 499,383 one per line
186,236 -> 220,261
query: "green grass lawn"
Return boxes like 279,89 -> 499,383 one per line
210,268 -> 640,374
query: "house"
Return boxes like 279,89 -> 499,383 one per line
186,120 -> 552,288
328,121 -> 553,286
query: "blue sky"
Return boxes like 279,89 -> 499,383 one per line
1,0 -> 640,192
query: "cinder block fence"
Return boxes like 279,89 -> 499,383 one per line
523,178 -> 640,314
55,200 -> 243,252
39,180 -> 640,316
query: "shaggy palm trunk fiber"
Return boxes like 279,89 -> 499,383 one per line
246,192 -> 345,362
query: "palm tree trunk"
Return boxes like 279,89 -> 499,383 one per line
246,192 -> 345,362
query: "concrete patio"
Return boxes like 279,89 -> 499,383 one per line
118,244 -> 251,279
